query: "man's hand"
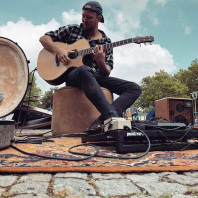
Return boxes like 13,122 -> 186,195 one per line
92,45 -> 105,65
39,35 -> 73,66
92,45 -> 111,76
56,48 -> 74,65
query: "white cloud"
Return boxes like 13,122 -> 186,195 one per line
178,11 -> 192,35
99,0 -> 148,31
184,25 -> 192,35
154,0 -> 169,6
111,43 -> 177,84
147,14 -> 159,26
62,9 -> 81,25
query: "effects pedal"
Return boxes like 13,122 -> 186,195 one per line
103,117 -> 132,131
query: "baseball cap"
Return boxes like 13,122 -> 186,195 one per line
82,1 -> 104,23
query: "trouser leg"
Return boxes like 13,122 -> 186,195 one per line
98,76 -> 142,117
65,66 -> 118,120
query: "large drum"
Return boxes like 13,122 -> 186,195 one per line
0,37 -> 29,118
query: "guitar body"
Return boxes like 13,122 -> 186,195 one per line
37,39 -> 90,85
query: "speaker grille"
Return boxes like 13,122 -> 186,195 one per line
169,99 -> 193,125
155,98 -> 194,125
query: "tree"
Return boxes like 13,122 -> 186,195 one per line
174,59 -> 198,111
136,70 -> 189,111
40,87 -> 58,110
25,72 -> 42,107
174,59 -> 198,95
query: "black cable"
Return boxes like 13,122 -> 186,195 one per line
12,126 -> 151,160
133,120 -> 198,151
11,143 -> 99,161
12,122 -> 197,160
156,127 -> 196,151
13,131 -> 85,144
156,129 -> 180,150
180,142 -> 198,151
69,126 -> 151,159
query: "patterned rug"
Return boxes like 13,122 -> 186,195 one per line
0,130 -> 198,173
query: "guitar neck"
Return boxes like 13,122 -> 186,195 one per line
78,38 -> 134,57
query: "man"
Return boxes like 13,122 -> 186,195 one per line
39,1 -> 142,130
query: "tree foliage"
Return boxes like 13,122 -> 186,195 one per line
25,72 -> 42,107
174,59 -> 198,95
136,70 -> 189,110
40,87 -> 58,110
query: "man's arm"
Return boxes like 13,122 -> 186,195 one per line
39,35 -> 72,65
93,45 -> 111,76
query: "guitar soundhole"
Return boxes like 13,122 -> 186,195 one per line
82,54 -> 95,66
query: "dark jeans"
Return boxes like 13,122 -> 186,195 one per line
65,66 -> 142,120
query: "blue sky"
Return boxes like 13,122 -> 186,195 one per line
0,0 -> 197,93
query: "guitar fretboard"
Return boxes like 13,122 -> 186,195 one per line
78,38 -> 134,57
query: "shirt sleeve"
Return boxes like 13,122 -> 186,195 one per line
104,37 -> 113,70
105,47 -> 113,70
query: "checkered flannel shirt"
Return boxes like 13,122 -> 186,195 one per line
45,23 -> 113,76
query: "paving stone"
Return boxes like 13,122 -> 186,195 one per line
157,171 -> 173,177
19,173 -> 52,182
95,179 -> 140,197
0,171 -> 198,198
191,185 -> 198,191
0,175 -> 18,187
127,172 -> 188,197
136,181 -> 187,197
167,172 -> 198,185
127,173 -> 160,183
9,181 -> 49,195
55,172 -> 88,179
184,171 -> 198,178
172,195 -> 198,198
92,173 -> 124,179
12,193 -> 49,198
0,188 -> 5,197
130,195 -> 154,198
53,178 -> 96,197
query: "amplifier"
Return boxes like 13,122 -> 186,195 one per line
155,97 -> 194,125
0,120 -> 15,149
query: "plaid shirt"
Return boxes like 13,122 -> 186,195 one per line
45,23 -> 113,76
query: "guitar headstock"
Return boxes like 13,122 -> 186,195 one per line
134,35 -> 154,45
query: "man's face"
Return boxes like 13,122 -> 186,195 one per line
82,10 -> 100,31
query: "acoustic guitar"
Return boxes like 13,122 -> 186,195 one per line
37,36 -> 154,85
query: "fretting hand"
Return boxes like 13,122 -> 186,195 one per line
92,45 -> 106,65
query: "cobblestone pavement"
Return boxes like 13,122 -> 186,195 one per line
0,171 -> 198,198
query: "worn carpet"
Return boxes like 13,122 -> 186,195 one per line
0,130 -> 198,173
